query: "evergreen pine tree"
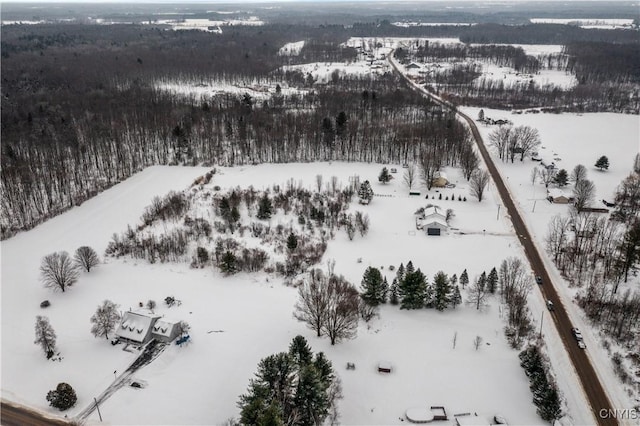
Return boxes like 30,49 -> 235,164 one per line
46,382 -> 77,411
381,276 -> 389,303
399,268 -> 427,309
553,169 -> 568,187
487,267 -> 498,294
478,271 -> 487,292
358,180 -> 374,203
360,267 -> 385,306
220,250 -> 237,275
289,335 -> 312,366
396,263 -> 405,283
378,167 -> 391,184
451,285 -> 462,309
405,261 -> 415,275
287,233 -> 298,252
595,155 -> 610,171
460,269 -> 469,289
295,365 -> 330,426
538,384 -> 563,421
450,273 -> 457,287
390,278 -> 399,305
257,193 -> 273,219
433,271 -> 452,311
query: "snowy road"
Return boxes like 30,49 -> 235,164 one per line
389,53 -> 617,426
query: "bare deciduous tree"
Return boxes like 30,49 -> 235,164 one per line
315,174 -> 323,192
473,335 -> 484,350
420,149 -> 441,191
571,164 -> 587,185
40,252 -> 79,292
35,315 -> 57,359
530,167 -> 539,186
470,169 -> 490,202
74,246 -> 100,272
545,215 -> 572,266
403,163 -> 417,190
323,275 -> 360,345
539,167 -> 556,188
488,125 -> 512,161
459,135 -> 479,181
90,300 -> 121,340
512,125 -> 541,162
294,269 -> 330,337
573,179 -> 596,211
468,277 -> 487,310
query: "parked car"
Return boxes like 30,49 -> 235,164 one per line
535,276 -> 543,285
578,340 -> 586,349
572,328 -> 583,341
546,300 -> 554,311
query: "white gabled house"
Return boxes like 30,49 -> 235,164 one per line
151,319 -> 181,343
415,205 -> 448,236
116,311 -> 160,346
115,311 -> 182,346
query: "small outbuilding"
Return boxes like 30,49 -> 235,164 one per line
377,361 -> 392,373
432,171 -> 448,188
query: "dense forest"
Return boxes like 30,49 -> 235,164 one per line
2,20 -> 639,238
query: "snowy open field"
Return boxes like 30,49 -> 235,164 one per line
1,161 -> 593,425
529,18 -> 635,30
461,107 -> 640,415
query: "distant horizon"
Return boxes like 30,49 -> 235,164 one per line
2,0 -> 636,3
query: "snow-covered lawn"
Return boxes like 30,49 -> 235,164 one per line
461,107 -> 640,416
1,161 -> 581,425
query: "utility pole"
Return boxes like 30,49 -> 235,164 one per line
532,200 -> 537,213
496,204 -> 501,220
539,311 -> 544,339
94,397 -> 103,422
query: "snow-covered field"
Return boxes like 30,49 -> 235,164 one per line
461,107 -> 640,415
2,161 -> 582,425
529,18 -> 635,30
278,40 -> 305,56
153,79 -> 304,102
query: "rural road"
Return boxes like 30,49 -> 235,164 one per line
1,400 -> 69,426
389,54 -> 618,426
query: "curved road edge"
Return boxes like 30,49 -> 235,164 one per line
1,400 -> 70,426
388,52 -> 618,426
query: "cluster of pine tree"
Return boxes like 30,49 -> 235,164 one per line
519,345 -> 563,422
360,263 -> 501,312
238,336 -> 341,425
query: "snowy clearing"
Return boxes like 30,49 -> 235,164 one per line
278,40 -> 305,56
1,161 -> 579,425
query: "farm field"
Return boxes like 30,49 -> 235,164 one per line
1,161 -> 575,425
